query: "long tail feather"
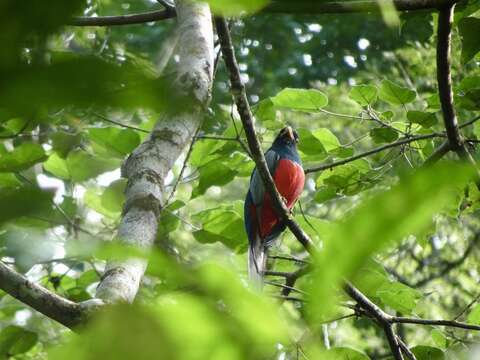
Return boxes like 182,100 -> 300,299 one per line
248,234 -> 266,287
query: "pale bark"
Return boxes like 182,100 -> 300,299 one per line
0,261 -> 84,328
95,0 -> 214,303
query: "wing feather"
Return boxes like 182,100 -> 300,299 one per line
249,149 -> 279,206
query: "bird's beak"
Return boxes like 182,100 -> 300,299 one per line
286,126 -> 294,141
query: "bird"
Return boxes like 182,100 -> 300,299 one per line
244,126 -> 305,285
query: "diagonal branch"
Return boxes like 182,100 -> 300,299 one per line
216,17 -> 406,360
345,282 -> 404,360
0,261 -> 84,329
215,17 -> 314,252
305,133 -> 445,174
94,0 -> 214,304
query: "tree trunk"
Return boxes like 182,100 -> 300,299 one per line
95,0 -> 214,303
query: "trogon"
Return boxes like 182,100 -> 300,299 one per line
244,126 -> 305,284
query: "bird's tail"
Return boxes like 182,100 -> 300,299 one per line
248,234 -> 266,287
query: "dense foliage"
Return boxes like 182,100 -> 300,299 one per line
2,0 -> 480,359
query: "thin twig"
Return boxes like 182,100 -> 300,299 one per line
16,173 -> 95,237
393,317 -> 480,331
164,126 -> 200,207
264,281 -> 307,295
268,255 -> 309,265
396,336 -> 417,360
93,113 -> 149,133
459,114 -> 480,129
453,292 -> 480,321
319,313 -> 357,325
305,133 -> 444,174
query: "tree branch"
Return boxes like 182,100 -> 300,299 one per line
0,261 -> 84,329
264,0 -> 460,14
94,0 -> 214,303
437,3 -> 462,153
393,316 -> 480,331
70,8 -> 176,27
215,17 -> 314,252
345,282 -> 404,360
305,133 -> 444,174
70,0 -> 461,27
435,2 -> 480,179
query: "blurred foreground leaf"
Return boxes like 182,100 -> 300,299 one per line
0,143 -> 47,172
0,187 -> 52,224
0,326 -> 38,357
50,262 -> 287,360
309,163 -> 474,320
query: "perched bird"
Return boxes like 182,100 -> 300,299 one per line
244,126 -> 305,284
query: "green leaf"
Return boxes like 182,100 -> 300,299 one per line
297,129 -> 326,156
0,173 -> 21,188
192,203 -> 246,252
352,262 -> 390,299
43,152 -> 70,179
0,0 -> 85,65
0,143 -> 47,172
411,346 -> 445,360
323,347 -> 369,360
426,93 -> 441,110
379,79 -> 416,105
191,161 -> 237,198
458,17 -> 480,63
431,329 -> 447,349
253,98 -> 276,124
310,163 -> 474,319
376,0 -> 400,27
349,85 -> 378,106
459,75 -> 480,92
67,150 -> 119,182
329,146 -> 354,158
376,281 -> 422,314
271,88 -> 328,111
316,159 -> 371,196
205,0 -> 269,16
84,188 -> 120,219
467,303 -> 480,324
158,200 -> 186,237
407,111 -> 438,128
297,128 -> 340,156
369,127 -> 399,144
65,287 -> 91,302
1,56 -> 177,117
0,326 -> 38,356
77,269 -> 99,288
0,187 -> 52,225
44,150 -> 119,181
314,186 -> 338,203
101,179 -> 127,214
381,110 -> 395,121
88,127 -> 140,158
314,128 -> 341,151
51,131 -> 82,158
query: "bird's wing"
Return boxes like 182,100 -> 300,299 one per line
249,149 -> 279,206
